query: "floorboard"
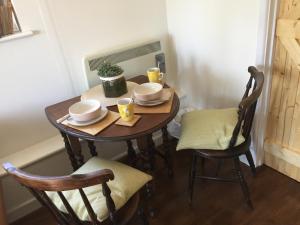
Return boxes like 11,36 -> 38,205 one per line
11,141 -> 300,225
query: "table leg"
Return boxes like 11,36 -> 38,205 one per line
0,181 -> 8,225
136,135 -> 156,217
162,126 -> 174,177
135,130 -> 173,178
67,135 -> 85,168
126,140 -> 137,167
147,135 -> 156,172
87,141 -> 98,157
136,135 -> 156,173
60,132 -> 78,171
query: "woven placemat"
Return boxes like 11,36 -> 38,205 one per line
115,115 -> 142,127
134,89 -> 174,114
62,111 -> 120,135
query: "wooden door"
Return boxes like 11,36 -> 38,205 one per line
265,0 -> 300,181
0,0 -> 13,37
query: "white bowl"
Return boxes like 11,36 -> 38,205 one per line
69,100 -> 101,122
134,83 -> 163,101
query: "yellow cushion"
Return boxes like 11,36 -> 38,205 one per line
176,108 -> 245,151
47,157 -> 152,222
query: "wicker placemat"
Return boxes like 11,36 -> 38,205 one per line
134,89 -> 174,114
115,115 -> 142,127
62,111 -> 120,135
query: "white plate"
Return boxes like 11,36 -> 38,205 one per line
134,99 -> 166,106
66,108 -> 108,126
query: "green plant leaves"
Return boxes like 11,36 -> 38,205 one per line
97,62 -> 124,78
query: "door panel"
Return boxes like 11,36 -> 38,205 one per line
265,0 -> 300,181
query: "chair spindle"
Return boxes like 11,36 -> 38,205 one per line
78,188 -> 100,225
102,182 -> 117,225
57,191 -> 82,225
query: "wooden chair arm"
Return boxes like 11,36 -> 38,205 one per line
3,162 -> 114,191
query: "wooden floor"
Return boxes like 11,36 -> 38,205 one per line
12,142 -> 300,225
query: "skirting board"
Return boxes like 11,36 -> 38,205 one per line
264,143 -> 300,182
7,198 -> 41,223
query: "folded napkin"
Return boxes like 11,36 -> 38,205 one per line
62,111 -> 120,135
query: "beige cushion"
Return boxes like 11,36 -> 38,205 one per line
176,108 -> 245,151
47,157 -> 152,222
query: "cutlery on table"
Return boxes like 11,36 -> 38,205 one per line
56,114 -> 70,124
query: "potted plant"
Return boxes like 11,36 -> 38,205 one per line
97,62 -> 128,98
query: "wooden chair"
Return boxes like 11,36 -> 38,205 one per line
3,157 -> 152,225
176,66 -> 264,208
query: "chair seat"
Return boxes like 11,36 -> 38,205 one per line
47,157 -> 152,222
176,108 -> 245,151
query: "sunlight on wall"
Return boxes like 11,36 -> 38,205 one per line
166,0 -> 261,109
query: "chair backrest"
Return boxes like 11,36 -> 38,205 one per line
3,162 -> 116,225
228,66 -> 264,148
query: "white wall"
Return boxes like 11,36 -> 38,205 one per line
0,0 -> 75,158
166,0 -> 261,109
1,0 -> 169,222
0,0 -> 76,220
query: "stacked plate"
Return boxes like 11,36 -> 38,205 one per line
67,100 -> 108,126
133,83 -> 171,106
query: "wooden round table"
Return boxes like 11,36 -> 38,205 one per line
45,75 -> 180,175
